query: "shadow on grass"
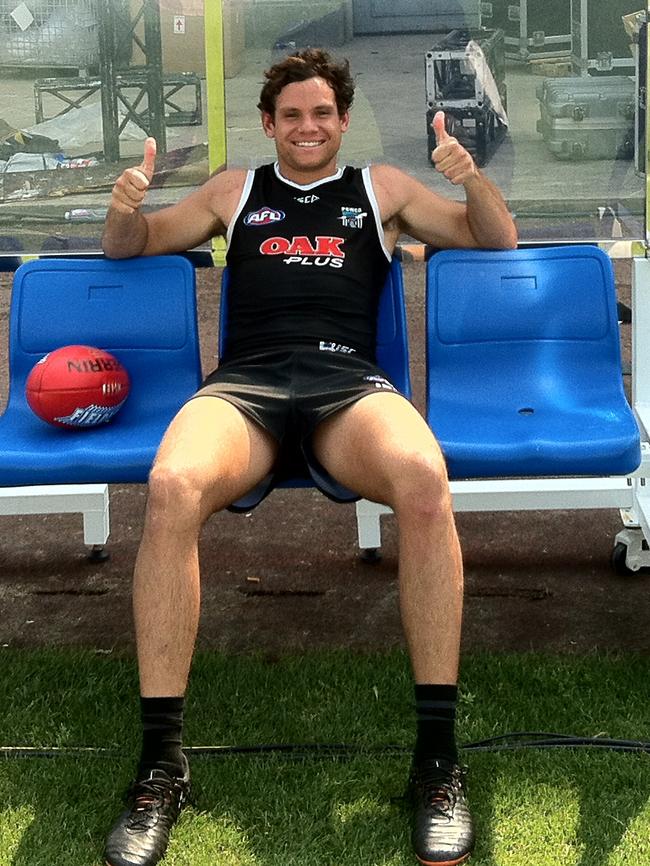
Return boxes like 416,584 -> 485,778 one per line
471,749 -> 650,866
1,649 -> 649,865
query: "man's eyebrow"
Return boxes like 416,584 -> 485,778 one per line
278,102 -> 336,113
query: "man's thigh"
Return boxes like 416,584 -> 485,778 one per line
310,392 -> 445,504
153,395 -> 279,513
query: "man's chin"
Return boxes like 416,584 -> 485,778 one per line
283,157 -> 326,174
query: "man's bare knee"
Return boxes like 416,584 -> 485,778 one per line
145,463 -> 209,533
391,451 -> 452,520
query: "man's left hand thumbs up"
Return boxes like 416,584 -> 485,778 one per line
431,111 -> 477,186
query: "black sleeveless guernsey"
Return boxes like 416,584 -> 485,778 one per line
223,162 -> 392,363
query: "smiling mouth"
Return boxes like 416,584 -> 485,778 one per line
294,141 -> 325,148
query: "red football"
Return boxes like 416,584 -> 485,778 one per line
26,345 -> 130,429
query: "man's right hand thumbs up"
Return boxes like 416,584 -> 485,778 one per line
141,136 -> 157,182
110,137 -> 157,215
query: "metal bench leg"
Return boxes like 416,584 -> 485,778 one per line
355,499 -> 392,562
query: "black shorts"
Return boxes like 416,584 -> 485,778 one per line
189,347 -> 404,512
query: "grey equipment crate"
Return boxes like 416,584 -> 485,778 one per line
571,0 -> 639,75
425,28 -> 506,109
425,28 -> 508,167
536,75 -> 635,160
480,1 -> 571,61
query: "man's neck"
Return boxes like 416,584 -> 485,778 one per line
275,160 -> 340,187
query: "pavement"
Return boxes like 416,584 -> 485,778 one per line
0,260 -> 647,658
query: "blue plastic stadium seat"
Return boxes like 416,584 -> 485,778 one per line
426,246 -> 641,478
0,256 -> 202,485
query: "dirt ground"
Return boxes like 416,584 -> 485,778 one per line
0,261 -> 648,658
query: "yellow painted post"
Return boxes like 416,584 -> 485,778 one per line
205,0 -> 227,265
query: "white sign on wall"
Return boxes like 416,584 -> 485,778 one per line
10,2 -> 34,31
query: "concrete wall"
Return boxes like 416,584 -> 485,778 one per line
242,0 -> 351,49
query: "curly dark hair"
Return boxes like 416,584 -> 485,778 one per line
257,48 -> 355,117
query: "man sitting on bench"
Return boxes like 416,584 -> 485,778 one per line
101,48 -> 517,866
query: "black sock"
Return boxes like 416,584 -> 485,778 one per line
414,684 -> 459,764
138,696 -> 186,778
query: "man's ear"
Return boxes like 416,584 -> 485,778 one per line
340,111 -> 350,132
261,111 -> 276,139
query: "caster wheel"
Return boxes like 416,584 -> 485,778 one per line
610,541 -> 650,576
611,542 -> 634,575
360,547 -> 382,564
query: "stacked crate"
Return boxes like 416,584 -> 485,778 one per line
571,0 -> 639,76
481,1 -> 571,61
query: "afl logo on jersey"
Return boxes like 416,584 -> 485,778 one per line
244,207 -> 285,226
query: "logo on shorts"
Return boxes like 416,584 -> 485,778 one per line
319,341 -> 356,354
339,206 -> 367,229
363,374 -> 396,392
244,207 -> 285,226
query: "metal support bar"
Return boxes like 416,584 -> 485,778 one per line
0,484 -> 110,547
98,0 -> 120,163
142,0 -> 166,151
95,0 -> 166,160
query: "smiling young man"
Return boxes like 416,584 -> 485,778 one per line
102,49 -> 516,866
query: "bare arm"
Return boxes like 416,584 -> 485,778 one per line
102,138 -> 245,259
373,111 -> 517,252
102,137 -> 156,258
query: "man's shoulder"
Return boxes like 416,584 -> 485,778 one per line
200,166 -> 250,204
369,164 -> 417,207
369,163 -> 410,184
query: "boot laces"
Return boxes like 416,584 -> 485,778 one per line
125,777 -> 177,832
416,761 -> 465,818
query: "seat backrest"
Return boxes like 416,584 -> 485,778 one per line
7,255 -> 202,423
427,244 -> 621,382
218,257 -> 412,397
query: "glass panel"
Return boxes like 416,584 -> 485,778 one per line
0,0 -> 210,257
226,0 -> 647,246
0,0 -> 646,257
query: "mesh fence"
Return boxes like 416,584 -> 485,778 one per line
0,0 -> 99,68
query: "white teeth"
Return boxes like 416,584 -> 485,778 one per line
295,141 -> 322,147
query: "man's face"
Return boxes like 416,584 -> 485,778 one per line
261,76 -> 350,182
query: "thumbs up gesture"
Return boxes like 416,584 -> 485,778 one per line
431,111 -> 477,186
110,137 -> 157,214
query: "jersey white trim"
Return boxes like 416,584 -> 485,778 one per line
362,166 -> 391,263
273,161 -> 344,191
226,169 -> 255,252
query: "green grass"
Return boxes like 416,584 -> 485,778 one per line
0,648 -> 648,865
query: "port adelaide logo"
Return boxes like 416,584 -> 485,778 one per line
244,207 -> 285,226
339,206 -> 367,229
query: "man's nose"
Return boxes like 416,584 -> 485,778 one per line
298,114 -> 319,132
